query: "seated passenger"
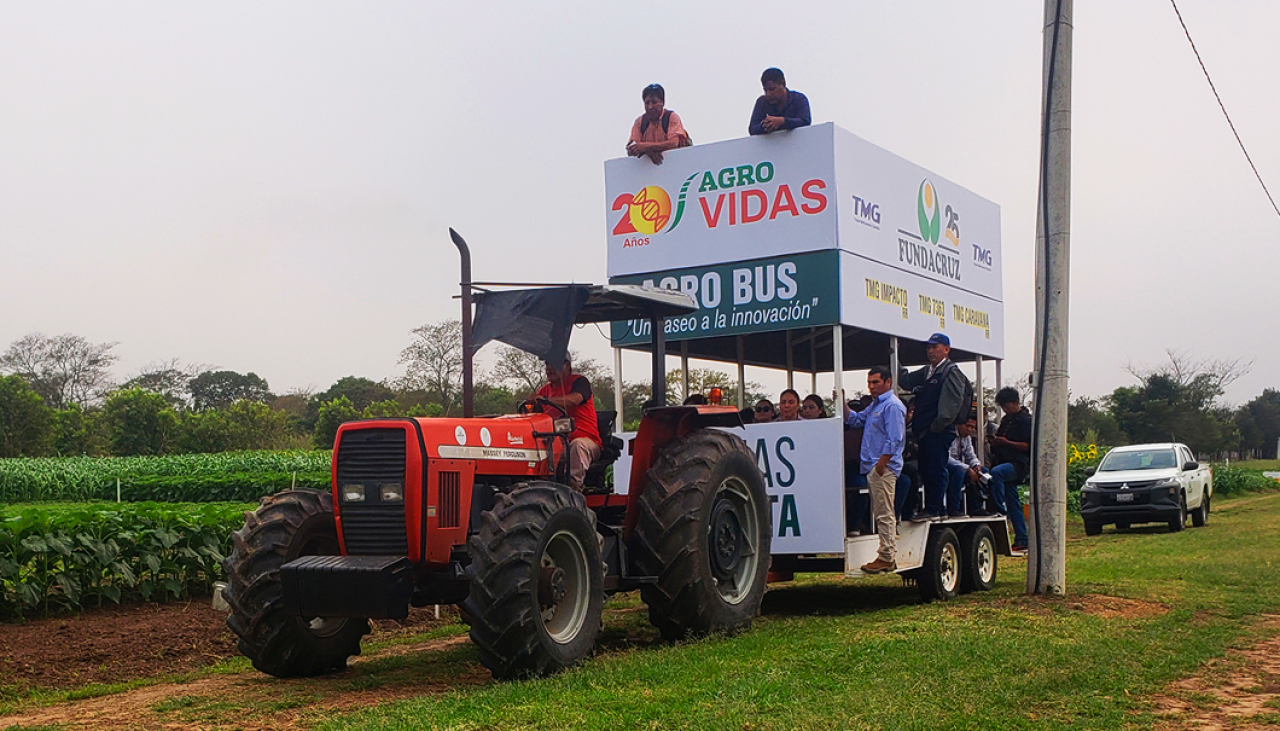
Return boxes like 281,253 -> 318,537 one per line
748,67 -> 811,135
754,399 -> 777,423
777,389 -> 802,421
627,83 -> 691,166
801,394 -> 828,419
946,415 -> 993,517
683,393 -> 707,405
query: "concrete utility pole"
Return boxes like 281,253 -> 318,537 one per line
1030,0 -> 1072,596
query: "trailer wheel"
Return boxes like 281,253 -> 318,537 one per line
1169,493 -> 1187,533
223,489 -> 370,677
633,429 -> 771,641
959,524 -> 997,594
464,481 -> 604,680
1191,494 -> 1209,528
1084,520 -> 1103,537
918,527 -> 961,602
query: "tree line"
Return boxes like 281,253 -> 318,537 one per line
6,329 -> 1268,461
1066,351 -> 1278,460
0,324 -> 764,458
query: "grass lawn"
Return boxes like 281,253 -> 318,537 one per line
315,491 -> 1280,731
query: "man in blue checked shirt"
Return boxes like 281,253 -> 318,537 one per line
840,366 -> 907,574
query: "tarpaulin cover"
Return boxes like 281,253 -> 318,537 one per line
471,286 -> 592,365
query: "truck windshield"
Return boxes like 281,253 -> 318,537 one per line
1097,449 -> 1178,472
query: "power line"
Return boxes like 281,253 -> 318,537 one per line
1169,0 -> 1280,220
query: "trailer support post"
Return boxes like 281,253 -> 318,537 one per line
832,325 -> 844,410
737,336 -> 746,410
613,347 -> 624,421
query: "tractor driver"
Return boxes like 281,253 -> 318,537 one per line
530,356 -> 603,491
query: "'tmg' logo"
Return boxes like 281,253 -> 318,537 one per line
972,244 -> 993,267
852,195 -> 880,227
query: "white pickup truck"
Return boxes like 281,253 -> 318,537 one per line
1079,442 -> 1213,535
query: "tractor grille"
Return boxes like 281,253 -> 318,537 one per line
438,471 -> 461,528
337,428 -> 409,555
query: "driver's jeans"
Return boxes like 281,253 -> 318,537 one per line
568,438 -> 602,490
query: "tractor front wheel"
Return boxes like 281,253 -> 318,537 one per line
633,429 -> 771,641
223,489 -> 370,677
463,481 -> 604,680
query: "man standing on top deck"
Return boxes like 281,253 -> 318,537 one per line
898,333 -> 971,521
749,68 -> 811,135
627,83 -> 691,166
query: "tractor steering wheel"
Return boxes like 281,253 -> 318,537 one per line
535,396 -> 569,418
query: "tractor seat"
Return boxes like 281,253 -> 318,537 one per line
583,410 -> 623,492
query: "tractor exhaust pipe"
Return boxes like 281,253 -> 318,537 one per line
450,228 -> 474,417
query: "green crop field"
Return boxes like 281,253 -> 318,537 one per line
0,450 -> 329,503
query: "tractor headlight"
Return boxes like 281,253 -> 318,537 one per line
379,483 -> 404,502
342,484 -> 366,502
553,417 -> 575,435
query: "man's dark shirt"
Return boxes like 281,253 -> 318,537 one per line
993,406 -> 1033,483
748,90 -> 812,135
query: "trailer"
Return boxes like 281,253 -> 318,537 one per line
605,122 -> 1013,599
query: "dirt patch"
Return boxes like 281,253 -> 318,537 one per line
0,635 -> 486,731
1149,615 -> 1280,730
0,602 -> 472,730
985,593 -> 1170,620
1065,594 -> 1170,620
0,600 -> 458,691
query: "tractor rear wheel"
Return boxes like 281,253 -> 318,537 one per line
223,489 -> 370,677
463,481 -> 604,680
633,429 -> 771,641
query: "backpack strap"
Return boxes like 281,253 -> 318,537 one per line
639,110 -> 673,137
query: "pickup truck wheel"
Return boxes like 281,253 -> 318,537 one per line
959,524 -> 997,594
918,527 -> 961,602
1191,494 -> 1209,528
1084,519 -> 1103,537
1168,493 -> 1187,533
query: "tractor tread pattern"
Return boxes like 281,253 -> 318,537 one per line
463,481 -> 603,680
631,429 -> 770,641
223,489 -> 370,677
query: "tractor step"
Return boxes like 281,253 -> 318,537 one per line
281,554 -> 415,619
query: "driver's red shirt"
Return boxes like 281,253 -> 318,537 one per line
536,374 -> 601,446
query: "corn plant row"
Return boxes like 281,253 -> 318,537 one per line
0,502 -> 252,619
0,450 -> 331,503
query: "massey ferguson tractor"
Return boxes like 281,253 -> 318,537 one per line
222,267 -> 772,679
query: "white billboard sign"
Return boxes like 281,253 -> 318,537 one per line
613,419 -> 846,555
605,124 -> 1003,336
605,126 -> 837,278
841,252 -> 1005,358
833,127 -> 1003,302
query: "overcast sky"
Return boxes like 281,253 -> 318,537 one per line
2,1 -> 1276,405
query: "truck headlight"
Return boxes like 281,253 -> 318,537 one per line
342,484 -> 366,502
379,483 -> 404,502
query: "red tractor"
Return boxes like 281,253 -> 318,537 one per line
222,281 -> 771,679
